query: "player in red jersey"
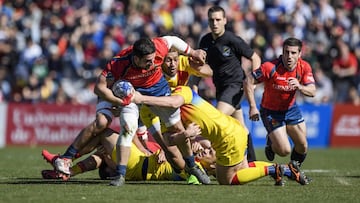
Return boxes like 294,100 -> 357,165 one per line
243,37 -> 316,168
50,36 -> 210,186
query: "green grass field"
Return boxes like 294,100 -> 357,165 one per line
0,146 -> 359,203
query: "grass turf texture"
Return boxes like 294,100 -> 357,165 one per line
0,146 -> 359,203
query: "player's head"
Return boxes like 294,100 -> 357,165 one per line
133,37 -> 156,70
282,37 -> 302,70
207,6 -> 226,37
162,47 -> 179,77
193,140 -> 217,176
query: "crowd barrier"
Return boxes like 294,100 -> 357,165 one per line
0,102 -> 359,148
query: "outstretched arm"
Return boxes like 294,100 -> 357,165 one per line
162,36 -> 206,65
132,91 -> 185,108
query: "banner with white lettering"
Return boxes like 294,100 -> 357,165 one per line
330,104 -> 360,147
243,103 -> 332,148
6,103 -> 96,146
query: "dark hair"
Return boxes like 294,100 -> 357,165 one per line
283,37 -> 302,51
208,5 -> 225,17
133,37 -> 156,57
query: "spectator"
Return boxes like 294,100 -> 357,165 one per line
332,39 -> 359,103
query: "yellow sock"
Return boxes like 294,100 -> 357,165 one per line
231,166 -> 267,185
251,161 -> 273,167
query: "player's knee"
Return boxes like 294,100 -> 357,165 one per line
275,147 -> 291,157
294,143 -> 308,154
94,114 -> 111,132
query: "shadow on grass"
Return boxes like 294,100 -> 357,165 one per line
0,178 -> 209,185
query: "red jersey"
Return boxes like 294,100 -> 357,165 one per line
252,57 -> 315,111
101,37 -> 169,88
332,52 -> 358,73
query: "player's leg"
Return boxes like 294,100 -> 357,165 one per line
216,85 -> 257,162
53,100 -> 113,175
267,127 -> 292,157
286,122 -> 308,167
260,107 -> 291,161
140,105 -> 186,173
149,105 -> 211,184
110,103 -> 139,186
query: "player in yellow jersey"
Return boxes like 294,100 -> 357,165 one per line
137,48 -> 212,174
162,47 -> 213,88
132,86 -> 310,185
41,127 -> 203,183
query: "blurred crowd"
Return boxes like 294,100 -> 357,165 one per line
0,0 -> 359,105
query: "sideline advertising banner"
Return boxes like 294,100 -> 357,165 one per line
330,104 -> 360,147
243,103 -> 332,148
5,103 -> 96,146
0,103 -> 7,148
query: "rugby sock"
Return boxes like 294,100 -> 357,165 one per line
249,161 -> 273,168
290,148 -> 307,166
246,133 -> 257,162
283,167 -> 292,178
62,145 -> 78,159
231,166 -> 267,185
266,165 -> 276,176
116,164 -> 127,176
184,155 -> 196,168
71,162 -> 86,176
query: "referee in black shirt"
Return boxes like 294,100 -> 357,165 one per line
199,5 -> 261,162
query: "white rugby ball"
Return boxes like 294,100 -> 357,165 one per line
112,80 -> 134,99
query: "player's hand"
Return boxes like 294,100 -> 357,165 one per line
249,107 -> 260,121
191,141 -> 204,155
130,91 -> 143,104
185,122 -> 201,140
288,77 -> 301,90
190,49 -> 206,65
156,150 -> 167,163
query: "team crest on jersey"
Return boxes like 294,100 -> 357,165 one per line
222,46 -> 231,57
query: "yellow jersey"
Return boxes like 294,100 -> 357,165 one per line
111,143 -> 183,181
172,86 -> 248,166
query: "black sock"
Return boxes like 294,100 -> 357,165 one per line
291,148 -> 306,166
247,133 -> 257,162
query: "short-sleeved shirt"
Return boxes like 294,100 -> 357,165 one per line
199,31 -> 254,87
101,37 -> 170,96
252,56 -> 315,111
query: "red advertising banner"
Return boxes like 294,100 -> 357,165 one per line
330,104 -> 360,147
5,103 -> 120,146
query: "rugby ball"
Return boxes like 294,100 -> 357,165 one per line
112,80 -> 134,99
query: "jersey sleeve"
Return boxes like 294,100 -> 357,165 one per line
251,61 -> 273,82
172,86 -> 193,104
300,60 -> 315,86
153,37 -> 169,65
231,35 -> 254,59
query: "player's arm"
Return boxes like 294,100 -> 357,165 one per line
298,83 -> 316,97
288,77 -> 316,97
243,71 -> 260,121
132,91 -> 185,109
188,58 -> 213,77
94,74 -> 130,106
162,36 -> 206,65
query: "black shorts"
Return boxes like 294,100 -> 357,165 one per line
216,83 -> 244,109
